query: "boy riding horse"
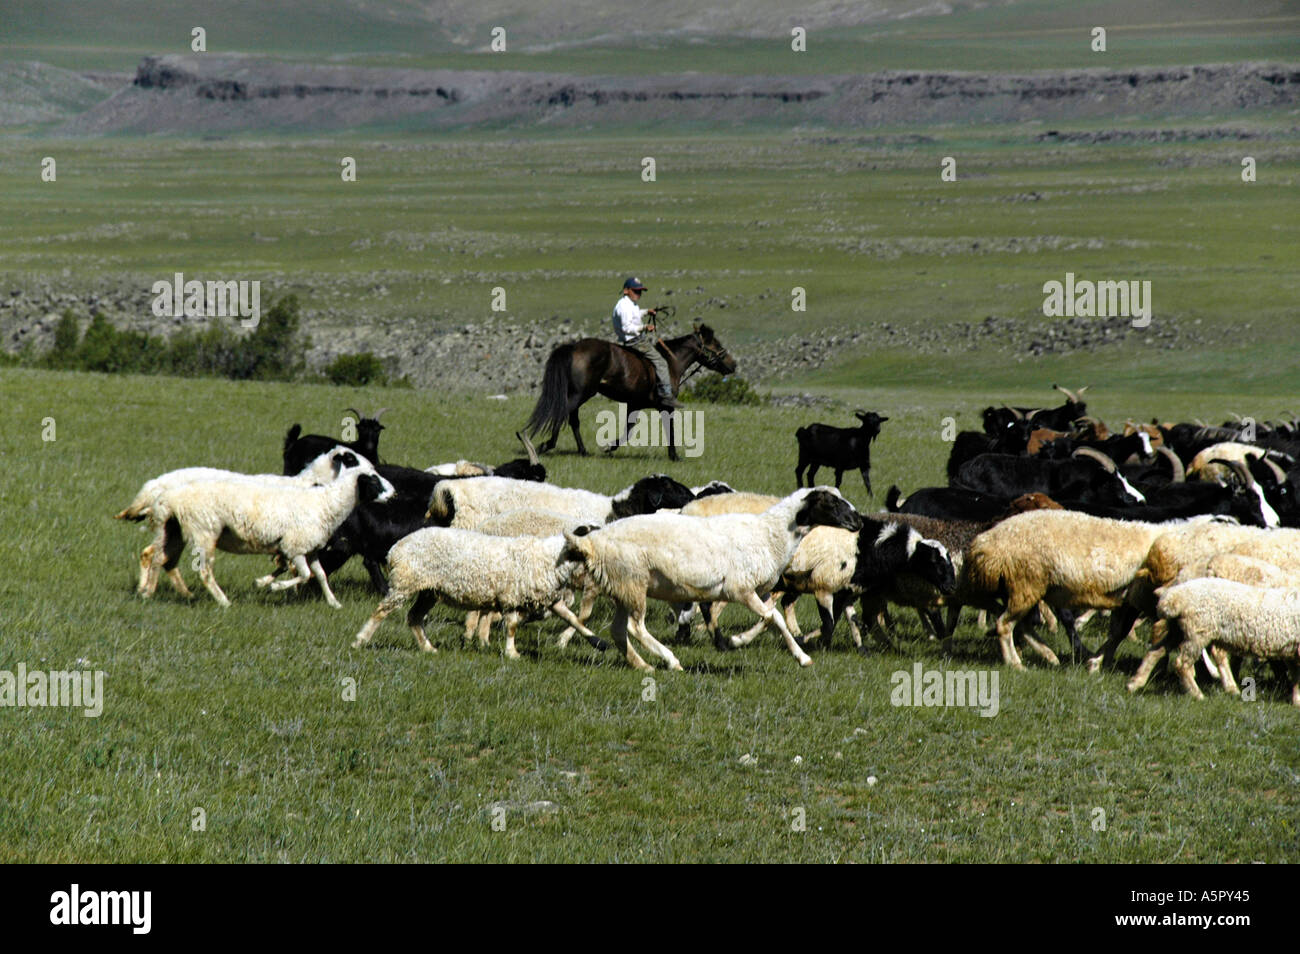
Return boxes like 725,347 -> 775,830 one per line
612,277 -> 683,410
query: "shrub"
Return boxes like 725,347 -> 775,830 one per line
325,352 -> 389,387
680,374 -> 766,406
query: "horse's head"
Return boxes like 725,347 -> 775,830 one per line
691,323 -> 738,374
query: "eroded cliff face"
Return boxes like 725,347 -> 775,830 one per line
56,55 -> 1300,135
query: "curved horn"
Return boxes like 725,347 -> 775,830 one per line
1157,446 -> 1185,483
1193,418 -> 1208,428
1216,458 -> 1255,490
1072,446 -> 1117,473
372,407 -> 390,421
345,407 -> 363,420
516,430 -> 539,466
1228,411 -> 1243,422
1261,457 -> 1288,485
1077,386 -> 1090,396
1010,407 -> 1025,419
1053,384 -> 1079,404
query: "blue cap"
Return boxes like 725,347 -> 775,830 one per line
623,277 -> 647,290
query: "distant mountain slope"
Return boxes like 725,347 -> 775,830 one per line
53,54 -> 1300,135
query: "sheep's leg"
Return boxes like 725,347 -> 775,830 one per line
1170,640 -> 1206,700
993,596 -> 1035,671
477,612 -> 497,646
557,586 -> 600,648
736,590 -> 813,667
630,610 -> 683,671
703,601 -> 732,653
1087,604 -> 1139,673
610,606 -> 653,672
1016,622 -> 1061,667
502,612 -> 523,660
308,556 -> 343,609
352,589 -> 410,649
814,592 -> 838,648
843,597 -> 863,648
1210,646 -> 1239,696
672,602 -> 697,642
463,611 -> 481,643
1127,646 -> 1168,694
1286,660 -> 1300,708
551,599 -> 597,643
730,596 -> 778,647
268,554 -> 312,593
138,542 -> 157,595
195,545 -> 231,607
405,590 -> 439,653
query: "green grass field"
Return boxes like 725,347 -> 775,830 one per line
2,0 -> 1298,863
1,368 -> 1297,863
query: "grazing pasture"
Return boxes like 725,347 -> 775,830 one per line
1,368 -> 1297,863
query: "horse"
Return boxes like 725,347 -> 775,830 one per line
524,323 -> 737,461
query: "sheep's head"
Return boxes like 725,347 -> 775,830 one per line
909,536 -> 957,595
795,488 -> 863,533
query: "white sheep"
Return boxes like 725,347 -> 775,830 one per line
428,475 -> 618,529
561,487 -> 863,671
462,508 -> 599,650
120,447 -> 366,598
349,527 -> 597,658
147,452 -> 390,608
1146,579 -> 1300,705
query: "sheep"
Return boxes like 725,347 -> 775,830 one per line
349,528 -> 597,659
120,447 -> 375,598
463,508 -> 605,652
1088,521 -> 1283,671
1124,553 -> 1294,695
679,491 -> 778,517
561,487 -> 863,671
1145,579 -> 1300,705
147,452 -> 392,608
428,473 -> 695,530
794,410 -> 888,493
963,510 -> 1215,671
429,475 -> 621,529
733,518 -> 956,652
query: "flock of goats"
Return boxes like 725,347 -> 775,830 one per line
115,385 -> 1300,706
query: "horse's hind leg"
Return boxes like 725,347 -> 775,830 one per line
568,407 -> 588,456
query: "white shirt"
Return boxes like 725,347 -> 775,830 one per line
613,295 -> 650,344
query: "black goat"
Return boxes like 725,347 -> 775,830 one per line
795,410 -> 888,494
884,485 -> 1010,522
283,407 -> 388,475
954,448 -> 1144,508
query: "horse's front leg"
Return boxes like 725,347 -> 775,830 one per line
666,409 -> 678,462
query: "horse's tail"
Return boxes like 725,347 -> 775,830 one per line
526,343 -> 576,442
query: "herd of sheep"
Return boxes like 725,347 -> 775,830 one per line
114,392 -> 1300,706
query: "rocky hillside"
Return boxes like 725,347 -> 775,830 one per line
57,55 -> 1300,135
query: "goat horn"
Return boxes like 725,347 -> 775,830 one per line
1193,418 -> 1207,428
1262,458 -> 1288,485
1010,408 -> 1025,419
1072,446 -> 1117,473
372,407 -> 390,421
1228,411 -> 1243,422
345,407 -> 362,420
1216,458 -> 1255,490
1157,446 -> 1185,483
1077,386 -> 1090,396
1053,384 -> 1079,404
517,430 -> 539,466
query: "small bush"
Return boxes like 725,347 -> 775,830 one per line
325,352 -> 389,387
680,374 -> 766,406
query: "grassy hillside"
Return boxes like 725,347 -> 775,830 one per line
3,0 -> 1296,73
1,367 -> 1296,863
3,123 -> 1297,392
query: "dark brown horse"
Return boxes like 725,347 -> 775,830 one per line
525,324 -> 737,461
